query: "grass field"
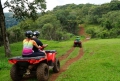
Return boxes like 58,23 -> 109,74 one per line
56,39 -> 120,81
0,38 -> 120,81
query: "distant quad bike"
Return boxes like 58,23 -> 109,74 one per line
8,46 -> 60,81
73,40 -> 82,48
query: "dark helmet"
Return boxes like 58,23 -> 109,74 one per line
33,31 -> 40,37
25,30 -> 33,38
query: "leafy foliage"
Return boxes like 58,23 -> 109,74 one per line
4,13 -> 19,28
4,0 -> 46,20
3,0 -> 120,45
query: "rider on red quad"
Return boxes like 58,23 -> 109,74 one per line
22,31 -> 45,57
9,31 -> 60,80
32,31 -> 48,55
74,36 -> 82,48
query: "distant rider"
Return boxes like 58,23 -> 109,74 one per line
75,36 -> 80,42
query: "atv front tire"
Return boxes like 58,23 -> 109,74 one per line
53,58 -> 60,73
36,63 -> 49,81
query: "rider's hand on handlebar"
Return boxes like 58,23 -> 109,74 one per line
44,44 -> 48,47
38,46 -> 42,49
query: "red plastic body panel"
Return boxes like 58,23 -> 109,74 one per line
8,56 -> 47,64
74,41 -> 81,44
8,47 -> 57,65
46,52 -> 56,62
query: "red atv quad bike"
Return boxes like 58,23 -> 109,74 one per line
8,46 -> 60,81
73,40 -> 82,48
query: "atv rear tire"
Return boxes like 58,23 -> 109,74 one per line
53,58 -> 60,73
10,64 -> 23,81
36,63 -> 49,81
73,44 -> 76,47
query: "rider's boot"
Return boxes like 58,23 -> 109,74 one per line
25,69 -> 30,75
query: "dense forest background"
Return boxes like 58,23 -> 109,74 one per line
4,13 -> 19,28
1,0 -> 120,46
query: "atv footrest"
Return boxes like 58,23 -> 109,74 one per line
45,50 -> 56,53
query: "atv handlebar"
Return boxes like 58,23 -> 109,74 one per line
39,44 -> 48,50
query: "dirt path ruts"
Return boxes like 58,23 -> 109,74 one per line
58,47 -> 75,61
49,26 -> 89,81
49,48 -> 84,81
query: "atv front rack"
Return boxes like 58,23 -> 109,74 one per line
45,50 -> 56,53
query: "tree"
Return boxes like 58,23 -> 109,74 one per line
0,0 -> 46,57
110,0 -> 120,10
4,0 -> 46,21
67,11 -> 78,34
111,0 -> 119,2
0,0 -> 11,57
36,14 -> 62,40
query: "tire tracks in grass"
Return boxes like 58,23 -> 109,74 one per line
49,47 -> 84,81
49,26 -> 90,81
58,47 -> 75,61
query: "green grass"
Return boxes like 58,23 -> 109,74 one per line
56,39 -> 120,81
1,38 -> 120,81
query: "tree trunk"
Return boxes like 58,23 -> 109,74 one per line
0,1 -> 11,57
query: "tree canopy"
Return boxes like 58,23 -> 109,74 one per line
2,0 -> 120,48
4,0 -> 46,20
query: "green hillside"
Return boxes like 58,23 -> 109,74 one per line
0,38 -> 120,81
4,13 -> 19,28
1,0 -> 120,80
1,1 -> 120,46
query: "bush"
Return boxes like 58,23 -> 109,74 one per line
96,30 -> 110,38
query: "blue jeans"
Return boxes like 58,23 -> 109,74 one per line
22,51 -> 45,57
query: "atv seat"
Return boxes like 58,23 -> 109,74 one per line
9,56 -> 46,60
45,50 -> 56,53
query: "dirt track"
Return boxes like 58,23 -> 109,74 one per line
49,26 -> 89,81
